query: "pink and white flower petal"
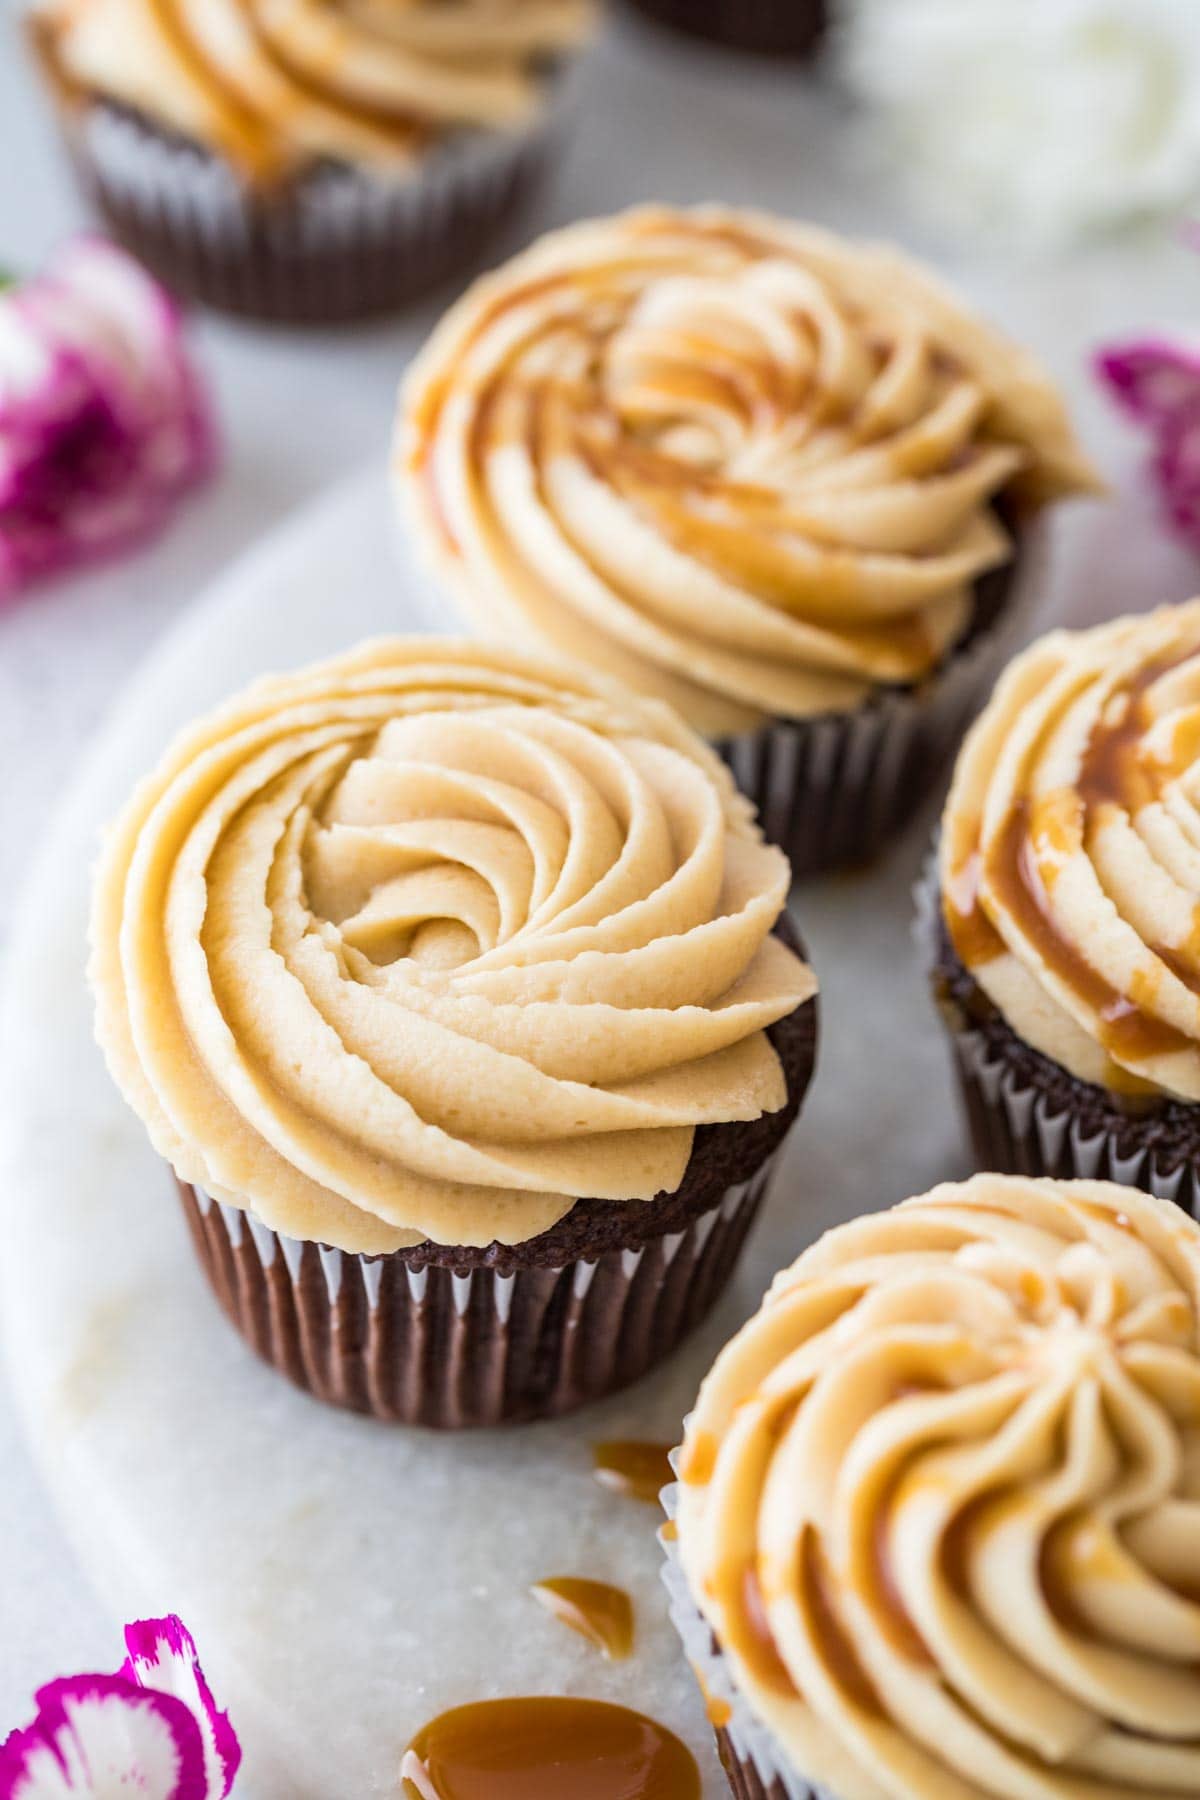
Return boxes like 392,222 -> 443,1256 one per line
1097,339 -> 1200,427
0,235 -> 215,601
121,1619 -> 240,1799
0,1674 -> 208,1800
1097,335 -> 1200,554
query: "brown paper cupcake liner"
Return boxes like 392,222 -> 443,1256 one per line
913,854 -> 1200,1217
61,92 -> 569,323
660,1477 -> 839,1800
626,0 -> 828,57
179,1150 -> 779,1429
719,522 -> 1047,879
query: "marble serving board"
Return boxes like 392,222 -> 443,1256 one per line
0,466 -> 1186,1799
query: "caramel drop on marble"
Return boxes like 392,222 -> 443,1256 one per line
400,1697 -> 701,1799
531,1576 -> 635,1660
592,1440 -> 675,1504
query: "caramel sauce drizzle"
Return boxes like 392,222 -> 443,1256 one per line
692,1669 -> 733,1730
401,1697 -> 701,1800
948,646 -> 1200,1070
799,1529 -> 883,1715
738,1561 -> 797,1697
677,1430 -> 718,1488
942,840 -> 1005,969
592,1440 -> 675,1505
530,1577 -> 634,1661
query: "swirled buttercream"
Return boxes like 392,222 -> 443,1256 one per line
34,0 -> 592,181
398,206 -> 1098,737
676,1173 -> 1200,1800
89,638 -> 813,1255
941,599 -> 1200,1104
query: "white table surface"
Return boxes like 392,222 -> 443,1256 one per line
2,0 -> 1199,1745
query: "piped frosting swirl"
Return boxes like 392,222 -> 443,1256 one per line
89,638 -> 813,1255
398,206 -> 1098,736
941,600 -> 1200,1104
35,0 -> 592,181
676,1174 -> 1200,1800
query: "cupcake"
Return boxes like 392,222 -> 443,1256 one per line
624,0 -> 827,59
664,1172 -> 1200,1800
29,0 -> 594,324
89,638 -> 817,1427
397,205 -> 1098,877
923,599 -> 1200,1215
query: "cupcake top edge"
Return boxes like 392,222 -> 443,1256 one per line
30,0 -> 595,183
674,1170 -> 1200,1800
396,202 -> 1099,738
940,595 -> 1200,1107
88,634 -> 815,1256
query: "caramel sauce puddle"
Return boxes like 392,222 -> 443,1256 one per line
400,1697 -> 701,1799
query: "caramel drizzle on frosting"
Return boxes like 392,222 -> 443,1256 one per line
943,605 -> 1200,1102
36,0 -> 592,180
399,206 -> 1097,738
675,1174 -> 1200,1800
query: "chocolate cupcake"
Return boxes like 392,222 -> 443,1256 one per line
29,0 -> 594,324
922,599 -> 1200,1214
396,205 -> 1098,877
89,638 -> 817,1427
625,0 -> 827,59
664,1172 -> 1200,1800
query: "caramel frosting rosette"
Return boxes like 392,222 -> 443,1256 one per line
35,0 -> 592,181
675,1174 -> 1200,1800
90,638 -> 813,1257
941,600 -> 1200,1106
399,206 -> 1098,737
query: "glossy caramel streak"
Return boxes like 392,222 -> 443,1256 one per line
592,1440 -> 675,1505
530,1576 -> 634,1660
988,801 -> 1192,1063
149,0 -> 271,168
942,841 -> 1005,969
400,1697 -> 701,1800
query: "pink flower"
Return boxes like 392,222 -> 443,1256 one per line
0,237 -> 215,603
1096,337 -> 1200,552
0,1618 -> 240,1799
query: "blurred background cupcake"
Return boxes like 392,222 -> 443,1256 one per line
28,0 -> 595,324
88,637 -> 818,1428
664,1173 -> 1200,1800
623,0 -> 827,59
923,597 -> 1200,1215
396,204 -> 1098,877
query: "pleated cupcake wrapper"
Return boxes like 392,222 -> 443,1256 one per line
913,853 -> 1200,1216
627,0 -> 828,57
65,83 -> 572,323
718,521 -> 1049,879
180,1150 -> 777,1429
659,1476 -> 839,1800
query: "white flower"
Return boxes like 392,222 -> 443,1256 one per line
835,0 -> 1200,247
